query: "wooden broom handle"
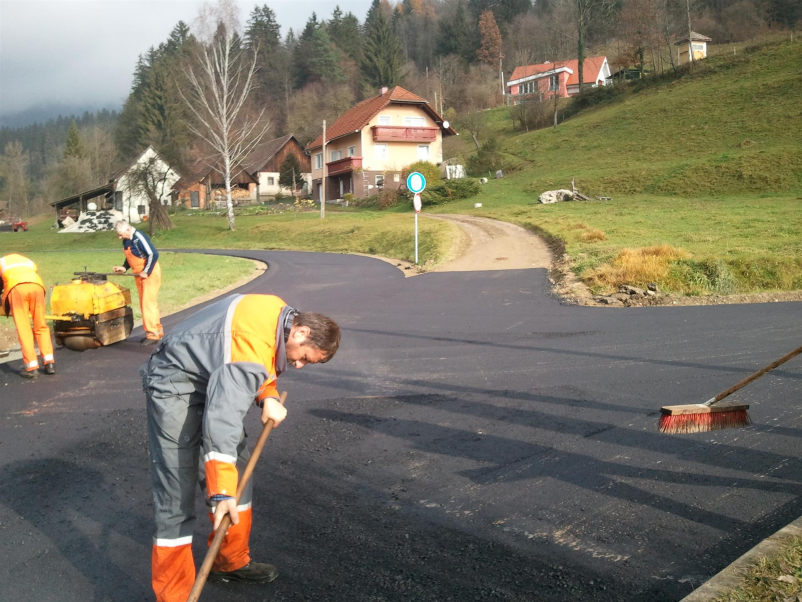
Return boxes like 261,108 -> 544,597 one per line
710,345 -> 802,405
186,391 -> 287,602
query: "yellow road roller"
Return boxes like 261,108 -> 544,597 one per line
49,271 -> 134,351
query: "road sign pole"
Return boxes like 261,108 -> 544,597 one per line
415,212 -> 419,264
408,174 -> 426,266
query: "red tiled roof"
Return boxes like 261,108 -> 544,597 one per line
306,86 -> 452,151
509,56 -> 608,87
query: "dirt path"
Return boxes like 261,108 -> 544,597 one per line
425,214 -> 552,272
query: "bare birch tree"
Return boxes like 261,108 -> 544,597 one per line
181,25 -> 270,230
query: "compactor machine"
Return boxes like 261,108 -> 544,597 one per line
49,270 -> 134,351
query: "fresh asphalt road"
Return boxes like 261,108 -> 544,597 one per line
1,250 -> 801,602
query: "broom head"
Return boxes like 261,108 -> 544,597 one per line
658,403 -> 751,434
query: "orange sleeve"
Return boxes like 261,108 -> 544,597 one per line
204,457 -> 238,497
256,380 -> 279,402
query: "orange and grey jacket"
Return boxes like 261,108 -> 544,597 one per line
0,254 -> 45,315
140,294 -> 296,499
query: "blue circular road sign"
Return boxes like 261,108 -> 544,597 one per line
407,172 -> 426,194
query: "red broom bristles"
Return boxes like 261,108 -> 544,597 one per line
658,409 -> 751,434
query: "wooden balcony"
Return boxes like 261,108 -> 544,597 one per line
326,156 -> 362,176
371,126 -> 439,143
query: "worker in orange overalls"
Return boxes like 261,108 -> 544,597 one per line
141,294 -> 340,602
0,253 -> 55,378
112,219 -> 163,345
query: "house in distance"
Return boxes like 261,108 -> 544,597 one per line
243,134 -> 311,201
507,56 -> 611,101
305,86 -> 457,201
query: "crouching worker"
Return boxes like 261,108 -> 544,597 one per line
113,219 -> 163,345
140,294 -> 340,602
0,254 -> 55,378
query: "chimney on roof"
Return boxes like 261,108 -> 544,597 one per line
380,86 -> 389,95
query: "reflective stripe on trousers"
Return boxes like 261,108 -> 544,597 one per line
9,283 -> 54,371
147,390 -> 253,602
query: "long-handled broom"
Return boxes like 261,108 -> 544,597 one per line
659,344 -> 802,434
186,391 -> 287,602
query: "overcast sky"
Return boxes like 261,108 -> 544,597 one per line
0,0 -> 373,127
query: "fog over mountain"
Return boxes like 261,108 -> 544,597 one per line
0,0 -> 372,129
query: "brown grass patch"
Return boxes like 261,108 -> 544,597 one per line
586,245 -> 690,291
580,228 -> 607,242
570,222 -> 589,230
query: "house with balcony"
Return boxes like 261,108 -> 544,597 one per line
507,56 -> 611,101
305,86 -> 457,201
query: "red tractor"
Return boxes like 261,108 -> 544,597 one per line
0,216 -> 28,233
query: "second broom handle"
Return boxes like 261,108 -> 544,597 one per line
713,345 -> 802,404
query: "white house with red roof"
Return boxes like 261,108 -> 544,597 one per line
507,56 -> 611,101
305,86 -> 456,201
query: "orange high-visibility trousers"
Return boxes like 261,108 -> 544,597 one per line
9,283 -> 54,371
135,262 -> 163,340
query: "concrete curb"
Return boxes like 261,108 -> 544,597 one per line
681,516 -> 802,601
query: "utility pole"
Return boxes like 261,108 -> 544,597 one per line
438,57 -> 444,115
426,66 -> 430,100
686,0 -> 694,66
321,120 -> 326,219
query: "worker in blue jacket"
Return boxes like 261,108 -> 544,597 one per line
113,219 -> 163,344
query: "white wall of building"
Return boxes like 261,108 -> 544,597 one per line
115,147 -> 180,223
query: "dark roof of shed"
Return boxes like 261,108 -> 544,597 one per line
51,183 -> 114,208
243,134 -> 296,174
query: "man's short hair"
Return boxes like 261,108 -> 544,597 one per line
295,312 -> 340,362
115,220 -> 131,234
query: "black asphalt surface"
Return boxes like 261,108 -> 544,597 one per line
1,250 -> 801,602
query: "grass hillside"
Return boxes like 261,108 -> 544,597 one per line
441,38 -> 802,295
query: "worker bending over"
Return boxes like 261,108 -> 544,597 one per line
140,293 -> 340,602
113,220 -> 163,345
0,253 -> 55,378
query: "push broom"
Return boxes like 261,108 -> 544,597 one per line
186,391 -> 287,602
659,344 -> 802,434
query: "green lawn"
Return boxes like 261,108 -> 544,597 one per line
2,209 -> 458,266
438,38 -> 802,295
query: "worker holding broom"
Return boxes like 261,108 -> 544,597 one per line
113,219 -> 163,345
140,293 -> 340,602
0,253 -> 55,378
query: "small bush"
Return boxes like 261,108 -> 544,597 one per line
402,161 -> 441,187
466,138 -> 504,176
422,178 -> 481,206
580,228 -> 607,242
378,188 -> 400,210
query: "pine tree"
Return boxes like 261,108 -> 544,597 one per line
64,121 -> 86,159
293,13 -> 320,88
436,1 -> 476,62
279,153 -> 303,190
166,21 -> 191,54
244,5 -> 282,54
477,10 -> 504,66
310,27 -> 346,82
362,9 -> 406,90
329,7 -> 363,63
